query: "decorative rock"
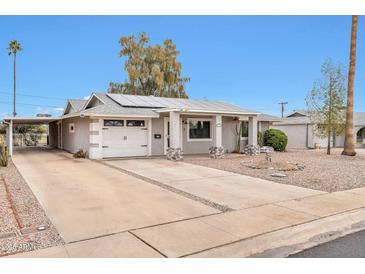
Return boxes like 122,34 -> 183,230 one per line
260,146 -> 274,153
166,147 -> 183,161
243,145 -> 260,156
271,172 -> 287,178
209,146 -> 225,159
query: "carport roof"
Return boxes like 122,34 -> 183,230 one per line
3,117 -> 60,124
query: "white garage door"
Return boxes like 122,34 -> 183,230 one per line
102,119 -> 148,158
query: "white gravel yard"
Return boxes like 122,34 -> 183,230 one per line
184,148 -> 365,193
0,161 -> 63,257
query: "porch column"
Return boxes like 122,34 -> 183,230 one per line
167,111 -> 182,160
7,120 -> 13,156
209,114 -> 225,158
215,114 -> 222,147
248,116 -> 258,146
169,111 -> 180,148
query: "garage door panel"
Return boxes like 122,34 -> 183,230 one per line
102,123 -> 148,158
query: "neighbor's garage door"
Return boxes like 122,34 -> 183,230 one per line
102,119 -> 148,158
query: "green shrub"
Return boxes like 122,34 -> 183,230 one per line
263,129 -> 288,151
0,145 -> 9,167
73,149 -> 87,158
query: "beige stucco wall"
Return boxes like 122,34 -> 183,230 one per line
259,121 -> 270,132
150,115 -> 251,155
62,116 -> 91,154
151,117 -> 165,156
272,124 -> 309,148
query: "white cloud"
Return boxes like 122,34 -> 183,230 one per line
53,107 -> 64,113
83,95 -> 90,100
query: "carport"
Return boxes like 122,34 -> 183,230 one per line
3,116 -> 60,156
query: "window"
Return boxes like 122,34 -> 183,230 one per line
126,120 -> 145,127
241,121 -> 249,138
104,120 -> 124,127
69,123 -> 75,133
188,119 -> 211,140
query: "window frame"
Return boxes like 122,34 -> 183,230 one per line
126,119 -> 146,127
103,119 -> 124,127
240,120 -> 249,140
69,123 -> 75,133
187,118 -> 212,142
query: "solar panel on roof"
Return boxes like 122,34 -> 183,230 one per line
106,93 -> 255,113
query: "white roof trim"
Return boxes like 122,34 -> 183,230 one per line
62,101 -> 74,116
154,108 -> 259,116
87,113 -> 160,118
81,93 -> 106,111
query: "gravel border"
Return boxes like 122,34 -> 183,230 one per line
184,149 -> 365,193
0,160 -> 64,256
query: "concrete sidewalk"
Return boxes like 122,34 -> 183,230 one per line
10,192 -> 365,258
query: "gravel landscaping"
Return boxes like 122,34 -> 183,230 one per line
184,148 -> 365,193
0,160 -> 63,257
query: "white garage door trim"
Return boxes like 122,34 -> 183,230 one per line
102,119 -> 149,158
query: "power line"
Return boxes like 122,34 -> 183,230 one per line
0,91 -> 68,101
0,101 -> 63,109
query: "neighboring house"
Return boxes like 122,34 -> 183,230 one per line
272,110 -> 365,149
4,92 -> 277,159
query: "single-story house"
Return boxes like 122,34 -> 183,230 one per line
4,92 -> 278,159
272,110 -> 365,149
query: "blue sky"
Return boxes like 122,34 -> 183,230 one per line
0,16 -> 364,117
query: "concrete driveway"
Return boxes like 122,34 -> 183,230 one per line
12,149 -> 217,246
103,158 -> 324,210
12,150 -> 365,258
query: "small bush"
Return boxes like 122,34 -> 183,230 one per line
73,149 -> 87,158
0,145 -> 9,167
263,129 -> 288,151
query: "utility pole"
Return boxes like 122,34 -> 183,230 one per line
278,102 -> 288,118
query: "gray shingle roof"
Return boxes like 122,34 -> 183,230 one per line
81,93 -> 159,117
107,93 -> 259,114
61,92 -> 269,119
274,112 -> 365,126
257,113 -> 281,122
69,99 -> 87,112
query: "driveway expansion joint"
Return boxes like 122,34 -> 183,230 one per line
128,231 -> 168,258
98,160 -> 233,212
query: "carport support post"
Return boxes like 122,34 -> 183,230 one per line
248,116 -> 258,146
7,120 -> 13,156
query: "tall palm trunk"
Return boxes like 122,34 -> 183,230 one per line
13,52 -> 17,117
342,15 -> 358,156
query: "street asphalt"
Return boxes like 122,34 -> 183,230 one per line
289,229 -> 365,258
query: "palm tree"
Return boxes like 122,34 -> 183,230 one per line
342,16 -> 358,156
7,40 -> 23,117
